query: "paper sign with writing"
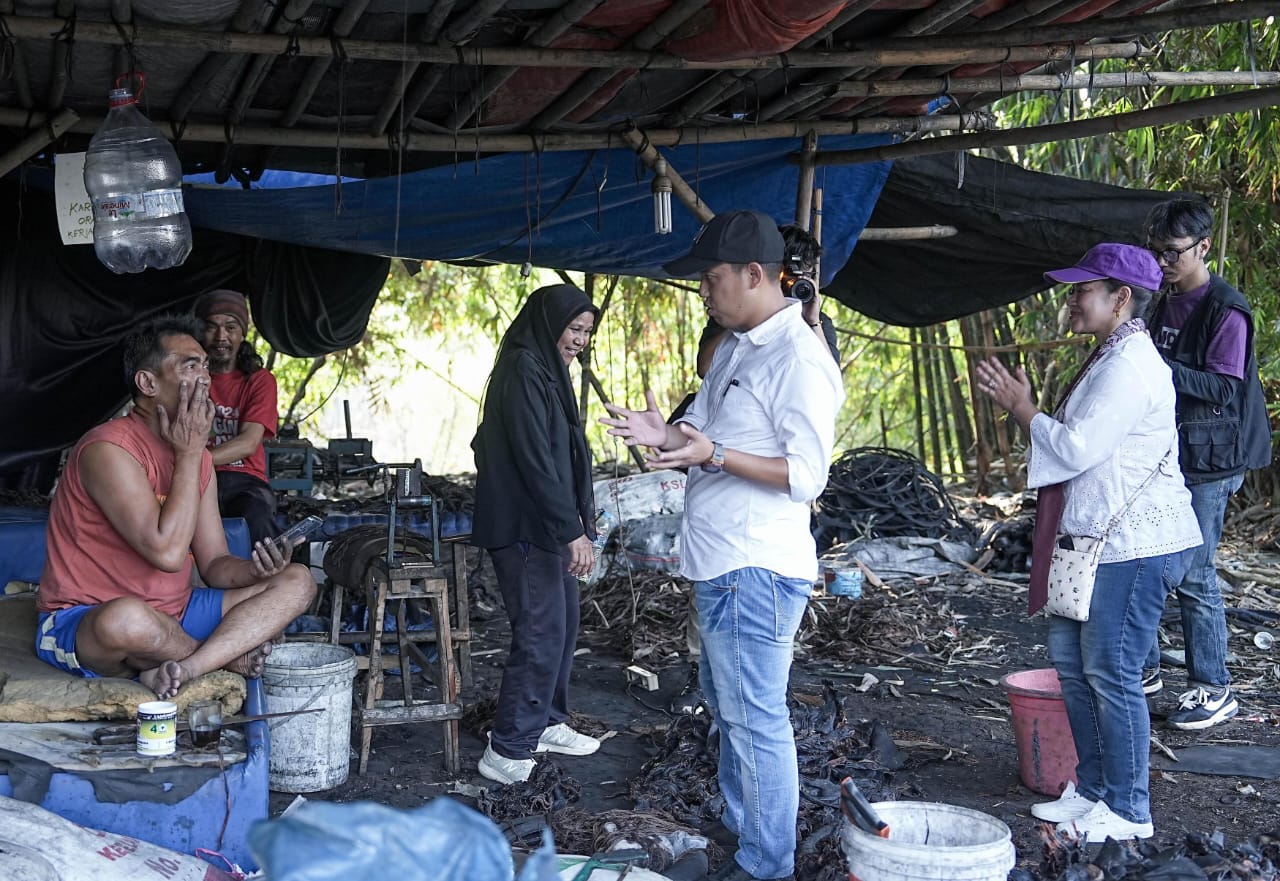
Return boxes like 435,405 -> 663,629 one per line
55,152 -> 95,245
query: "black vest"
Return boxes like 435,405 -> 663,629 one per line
1151,274 -> 1272,484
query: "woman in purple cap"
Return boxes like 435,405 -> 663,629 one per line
977,243 -> 1201,842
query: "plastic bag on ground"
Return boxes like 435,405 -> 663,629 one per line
250,796 -> 560,881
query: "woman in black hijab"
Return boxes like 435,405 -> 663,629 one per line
472,283 -> 602,785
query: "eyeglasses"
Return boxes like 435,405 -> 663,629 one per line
1146,238 -> 1204,265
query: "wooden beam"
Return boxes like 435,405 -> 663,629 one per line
620,126 -> 714,222
829,70 -> 1280,98
808,86 -> 1280,165
0,108 -> 76,177
0,14 -> 1154,71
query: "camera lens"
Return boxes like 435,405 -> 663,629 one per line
789,277 -> 817,303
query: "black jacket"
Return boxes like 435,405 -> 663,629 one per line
471,285 -> 597,552
1151,273 -> 1272,484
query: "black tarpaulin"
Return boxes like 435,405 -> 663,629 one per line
0,180 -> 389,488
826,153 -> 1199,327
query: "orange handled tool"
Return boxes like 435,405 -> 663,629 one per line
840,777 -> 890,838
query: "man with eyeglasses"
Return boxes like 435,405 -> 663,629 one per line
1142,198 -> 1272,730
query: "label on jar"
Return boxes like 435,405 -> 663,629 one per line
136,700 -> 178,757
93,188 -> 185,221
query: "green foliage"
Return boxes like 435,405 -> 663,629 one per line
992,18 -> 1280,394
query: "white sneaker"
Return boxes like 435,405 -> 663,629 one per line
478,744 -> 535,785
1056,801 -> 1153,843
1031,781 -> 1096,822
535,723 -> 600,756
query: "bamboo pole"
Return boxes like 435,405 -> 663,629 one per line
280,0 -> 371,128
937,322 -> 975,462
960,316 -> 992,489
830,70 -> 1280,99
925,324 -> 957,475
583,365 -> 646,469
795,131 -> 817,230
0,108 -> 77,178
756,40 -> 1149,122
530,0 -> 711,131
863,0 -> 1280,50
663,0 -> 881,127
444,0 -> 605,131
810,86 -> 1280,166
1218,189 -> 1228,274
0,107 -> 991,154
368,0 -> 459,136
859,225 -> 958,241
620,127 -> 714,223
911,327 -> 927,464
0,15 -> 1154,70
922,326 -> 944,476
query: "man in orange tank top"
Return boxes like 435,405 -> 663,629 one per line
36,315 -> 316,699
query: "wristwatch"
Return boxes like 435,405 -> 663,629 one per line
701,441 -> 726,473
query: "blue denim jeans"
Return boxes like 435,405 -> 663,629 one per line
696,567 -> 811,880
1051,551 -> 1191,823
1145,473 -> 1242,686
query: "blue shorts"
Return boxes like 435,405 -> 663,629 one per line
35,588 -> 225,677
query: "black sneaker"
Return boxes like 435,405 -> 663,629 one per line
1141,667 -> 1163,696
1168,685 -> 1238,730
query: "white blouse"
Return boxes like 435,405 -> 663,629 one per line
1027,332 -> 1202,564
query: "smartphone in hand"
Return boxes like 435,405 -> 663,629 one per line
276,515 -> 324,551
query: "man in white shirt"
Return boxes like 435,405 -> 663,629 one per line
602,210 -> 844,881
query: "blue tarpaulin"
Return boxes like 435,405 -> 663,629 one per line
185,134 -> 893,285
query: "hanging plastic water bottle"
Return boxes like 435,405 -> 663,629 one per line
83,73 -> 192,274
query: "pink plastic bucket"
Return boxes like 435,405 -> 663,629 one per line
999,668 -> 1079,796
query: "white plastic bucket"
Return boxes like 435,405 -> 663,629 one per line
843,801 -> 1016,881
261,643 -> 358,792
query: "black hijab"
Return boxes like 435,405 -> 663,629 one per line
488,283 -> 599,538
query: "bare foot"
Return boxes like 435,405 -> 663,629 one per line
139,660 -> 191,700
224,642 -> 272,679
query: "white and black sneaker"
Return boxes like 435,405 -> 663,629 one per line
1168,685 -> 1238,730
1141,667 -> 1163,696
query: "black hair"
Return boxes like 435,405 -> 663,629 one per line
1101,278 -> 1157,323
779,223 -> 823,271
122,314 -> 206,400
235,341 -> 264,375
1146,199 -> 1213,244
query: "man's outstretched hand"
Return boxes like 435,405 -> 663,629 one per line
601,390 -> 671,449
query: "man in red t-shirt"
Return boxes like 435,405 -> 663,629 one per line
37,315 -> 315,699
194,290 -> 280,544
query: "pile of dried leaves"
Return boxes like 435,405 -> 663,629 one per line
578,570 -> 694,667
798,581 -> 1009,671
1018,827 -> 1280,880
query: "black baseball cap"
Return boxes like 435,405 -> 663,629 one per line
662,210 -> 786,278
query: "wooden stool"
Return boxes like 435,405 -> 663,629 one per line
318,538 -> 473,689
356,557 -> 462,774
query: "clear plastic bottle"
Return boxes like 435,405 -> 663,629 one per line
83,87 -> 192,274
593,508 -> 617,558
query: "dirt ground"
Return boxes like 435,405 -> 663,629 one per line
274,544 -> 1280,876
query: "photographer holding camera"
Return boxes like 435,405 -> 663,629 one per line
695,223 -> 840,378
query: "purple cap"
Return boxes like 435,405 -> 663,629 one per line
1044,243 -> 1162,291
